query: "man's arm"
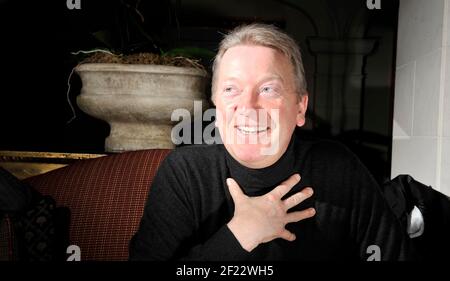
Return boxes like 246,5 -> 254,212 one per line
129,153 -> 250,261
346,153 -> 417,260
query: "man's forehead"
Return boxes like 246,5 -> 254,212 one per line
221,74 -> 285,84
218,45 -> 293,82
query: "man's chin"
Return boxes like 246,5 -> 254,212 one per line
228,144 -> 279,169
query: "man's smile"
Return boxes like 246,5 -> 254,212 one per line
235,125 -> 270,135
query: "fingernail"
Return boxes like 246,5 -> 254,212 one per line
226,178 -> 232,185
309,208 -> 316,215
307,187 -> 314,195
296,174 -> 301,180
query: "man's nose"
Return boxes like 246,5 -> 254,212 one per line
236,90 -> 259,111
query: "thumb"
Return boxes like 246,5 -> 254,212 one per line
226,178 -> 245,203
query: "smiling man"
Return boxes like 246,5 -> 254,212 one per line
129,24 -> 415,260
214,43 -> 305,169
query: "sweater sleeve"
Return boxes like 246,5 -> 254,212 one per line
129,152 -> 250,261
344,149 -> 417,261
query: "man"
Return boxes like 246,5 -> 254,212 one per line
129,24 -> 414,260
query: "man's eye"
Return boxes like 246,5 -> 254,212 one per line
261,86 -> 272,93
260,86 -> 279,96
223,86 -> 239,95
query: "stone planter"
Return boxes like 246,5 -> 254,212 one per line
75,63 -> 208,152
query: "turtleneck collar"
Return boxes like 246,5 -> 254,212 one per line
224,134 -> 297,197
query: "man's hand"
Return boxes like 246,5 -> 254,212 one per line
226,174 -> 315,252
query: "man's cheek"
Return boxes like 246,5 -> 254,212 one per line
215,111 -> 226,138
261,109 -> 280,156
215,108 -> 232,141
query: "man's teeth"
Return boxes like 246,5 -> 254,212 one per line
236,126 -> 268,134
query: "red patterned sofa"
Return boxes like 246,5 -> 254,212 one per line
23,149 -> 171,261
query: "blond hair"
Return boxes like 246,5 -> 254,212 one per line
211,23 -> 307,97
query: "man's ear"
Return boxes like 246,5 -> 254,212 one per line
296,94 -> 308,127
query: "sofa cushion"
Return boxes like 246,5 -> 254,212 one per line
0,167 -> 30,260
0,167 -> 70,261
24,149 -> 171,261
13,195 -> 71,261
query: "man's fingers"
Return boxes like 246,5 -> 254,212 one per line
284,187 -> 314,210
285,208 -> 316,223
270,173 -> 301,200
279,229 -> 296,242
226,178 -> 245,203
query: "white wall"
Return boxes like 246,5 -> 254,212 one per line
392,0 -> 450,195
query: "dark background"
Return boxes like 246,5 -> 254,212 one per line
0,0 -> 399,184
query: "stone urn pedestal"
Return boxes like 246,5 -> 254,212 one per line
75,63 -> 208,152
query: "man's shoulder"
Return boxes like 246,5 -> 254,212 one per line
299,137 -> 357,161
295,136 -> 368,176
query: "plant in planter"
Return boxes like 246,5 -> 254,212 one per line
75,51 -> 209,152
71,1 -> 213,152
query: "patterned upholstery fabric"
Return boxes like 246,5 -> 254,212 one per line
24,149 -> 171,261
13,195 -> 71,261
0,214 -> 19,261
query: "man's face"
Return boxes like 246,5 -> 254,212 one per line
213,45 -> 308,168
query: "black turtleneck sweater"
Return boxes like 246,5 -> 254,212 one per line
129,134 -> 414,261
